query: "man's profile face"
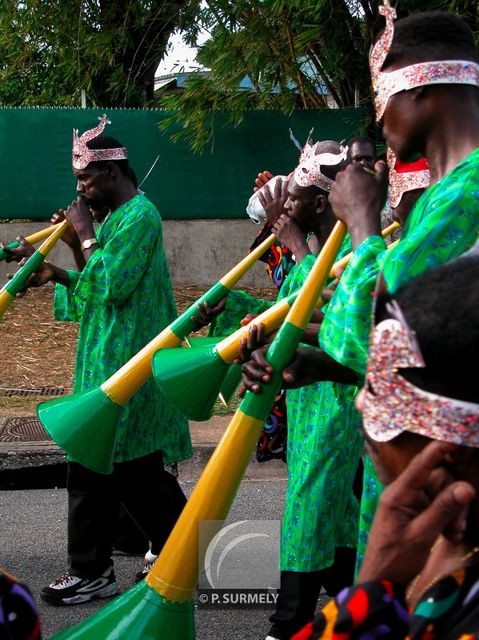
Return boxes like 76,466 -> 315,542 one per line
284,180 -> 319,232
350,142 -> 376,169
381,88 -> 425,163
73,165 -> 109,211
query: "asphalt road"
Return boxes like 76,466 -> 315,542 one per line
0,478 -> 328,639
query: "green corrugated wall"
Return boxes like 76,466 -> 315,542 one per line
0,107 -> 365,220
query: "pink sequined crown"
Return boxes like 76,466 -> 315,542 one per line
387,148 -> 430,207
369,0 -> 397,121
293,141 -> 349,191
361,300 -> 479,447
72,115 -> 128,170
370,2 -> 479,121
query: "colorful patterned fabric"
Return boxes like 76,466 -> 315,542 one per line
277,248 -> 364,572
0,569 -> 42,639
210,221 -> 295,463
319,147 -> 479,576
53,194 -> 192,464
255,388 -> 288,462
292,563 -> 479,640
250,222 -> 295,461
249,221 -> 295,289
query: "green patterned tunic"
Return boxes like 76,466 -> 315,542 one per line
277,251 -> 363,572
319,147 -> 479,570
208,289 -> 274,337
208,239 -> 363,571
54,194 -> 192,465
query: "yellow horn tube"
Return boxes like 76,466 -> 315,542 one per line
0,219 -> 70,318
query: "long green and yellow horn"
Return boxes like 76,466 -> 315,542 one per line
0,223 -> 61,262
152,223 -> 400,420
152,294 -> 297,420
0,219 -> 70,319
37,233 -> 276,474
51,221 -> 346,640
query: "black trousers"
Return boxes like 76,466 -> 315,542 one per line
114,503 -> 149,554
67,450 -> 187,577
268,546 -> 356,640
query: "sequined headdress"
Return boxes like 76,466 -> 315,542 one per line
361,297 -> 479,447
387,148 -> 430,207
370,1 -> 479,121
72,115 -> 128,170
293,141 -> 349,191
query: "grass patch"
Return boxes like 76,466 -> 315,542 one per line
212,393 -> 241,416
1,285 -> 274,419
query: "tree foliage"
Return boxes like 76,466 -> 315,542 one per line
0,0 -> 477,146
159,0 -> 479,150
0,0 -> 192,107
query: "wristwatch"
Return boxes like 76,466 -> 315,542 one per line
81,237 -> 98,251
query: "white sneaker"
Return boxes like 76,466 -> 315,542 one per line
40,566 -> 119,606
135,549 -> 158,582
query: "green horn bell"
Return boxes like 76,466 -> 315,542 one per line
218,363 -> 242,406
37,387 -> 122,474
153,344 -> 229,421
187,336 -> 241,408
52,581 -> 195,639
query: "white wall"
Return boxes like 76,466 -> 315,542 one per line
0,220 -> 270,287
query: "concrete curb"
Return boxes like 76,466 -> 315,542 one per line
0,415 -> 288,482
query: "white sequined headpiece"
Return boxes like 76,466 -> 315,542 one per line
293,141 -> 349,191
387,148 -> 430,207
362,300 -> 479,446
72,115 -> 128,170
370,1 -> 479,121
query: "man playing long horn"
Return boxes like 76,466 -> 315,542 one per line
205,139 -> 363,640
242,2 -> 479,583
7,116 -> 192,605
293,244 -> 479,640
258,140 -> 364,640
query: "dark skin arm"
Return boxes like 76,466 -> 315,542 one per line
2,199 -> 105,291
236,305 -> 325,366
190,298 -> 227,329
358,442 -> 475,588
253,170 -> 274,192
51,208 -> 85,271
0,236 -> 35,263
257,175 -> 291,226
272,213 -> 311,263
236,319 -> 270,365
257,172 -> 311,261
64,198 -> 98,262
25,260 -> 71,288
240,343 -> 359,396
302,323 -> 322,347
2,239 -> 70,289
329,160 -> 388,249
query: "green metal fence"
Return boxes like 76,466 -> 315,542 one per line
0,107 -> 365,220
